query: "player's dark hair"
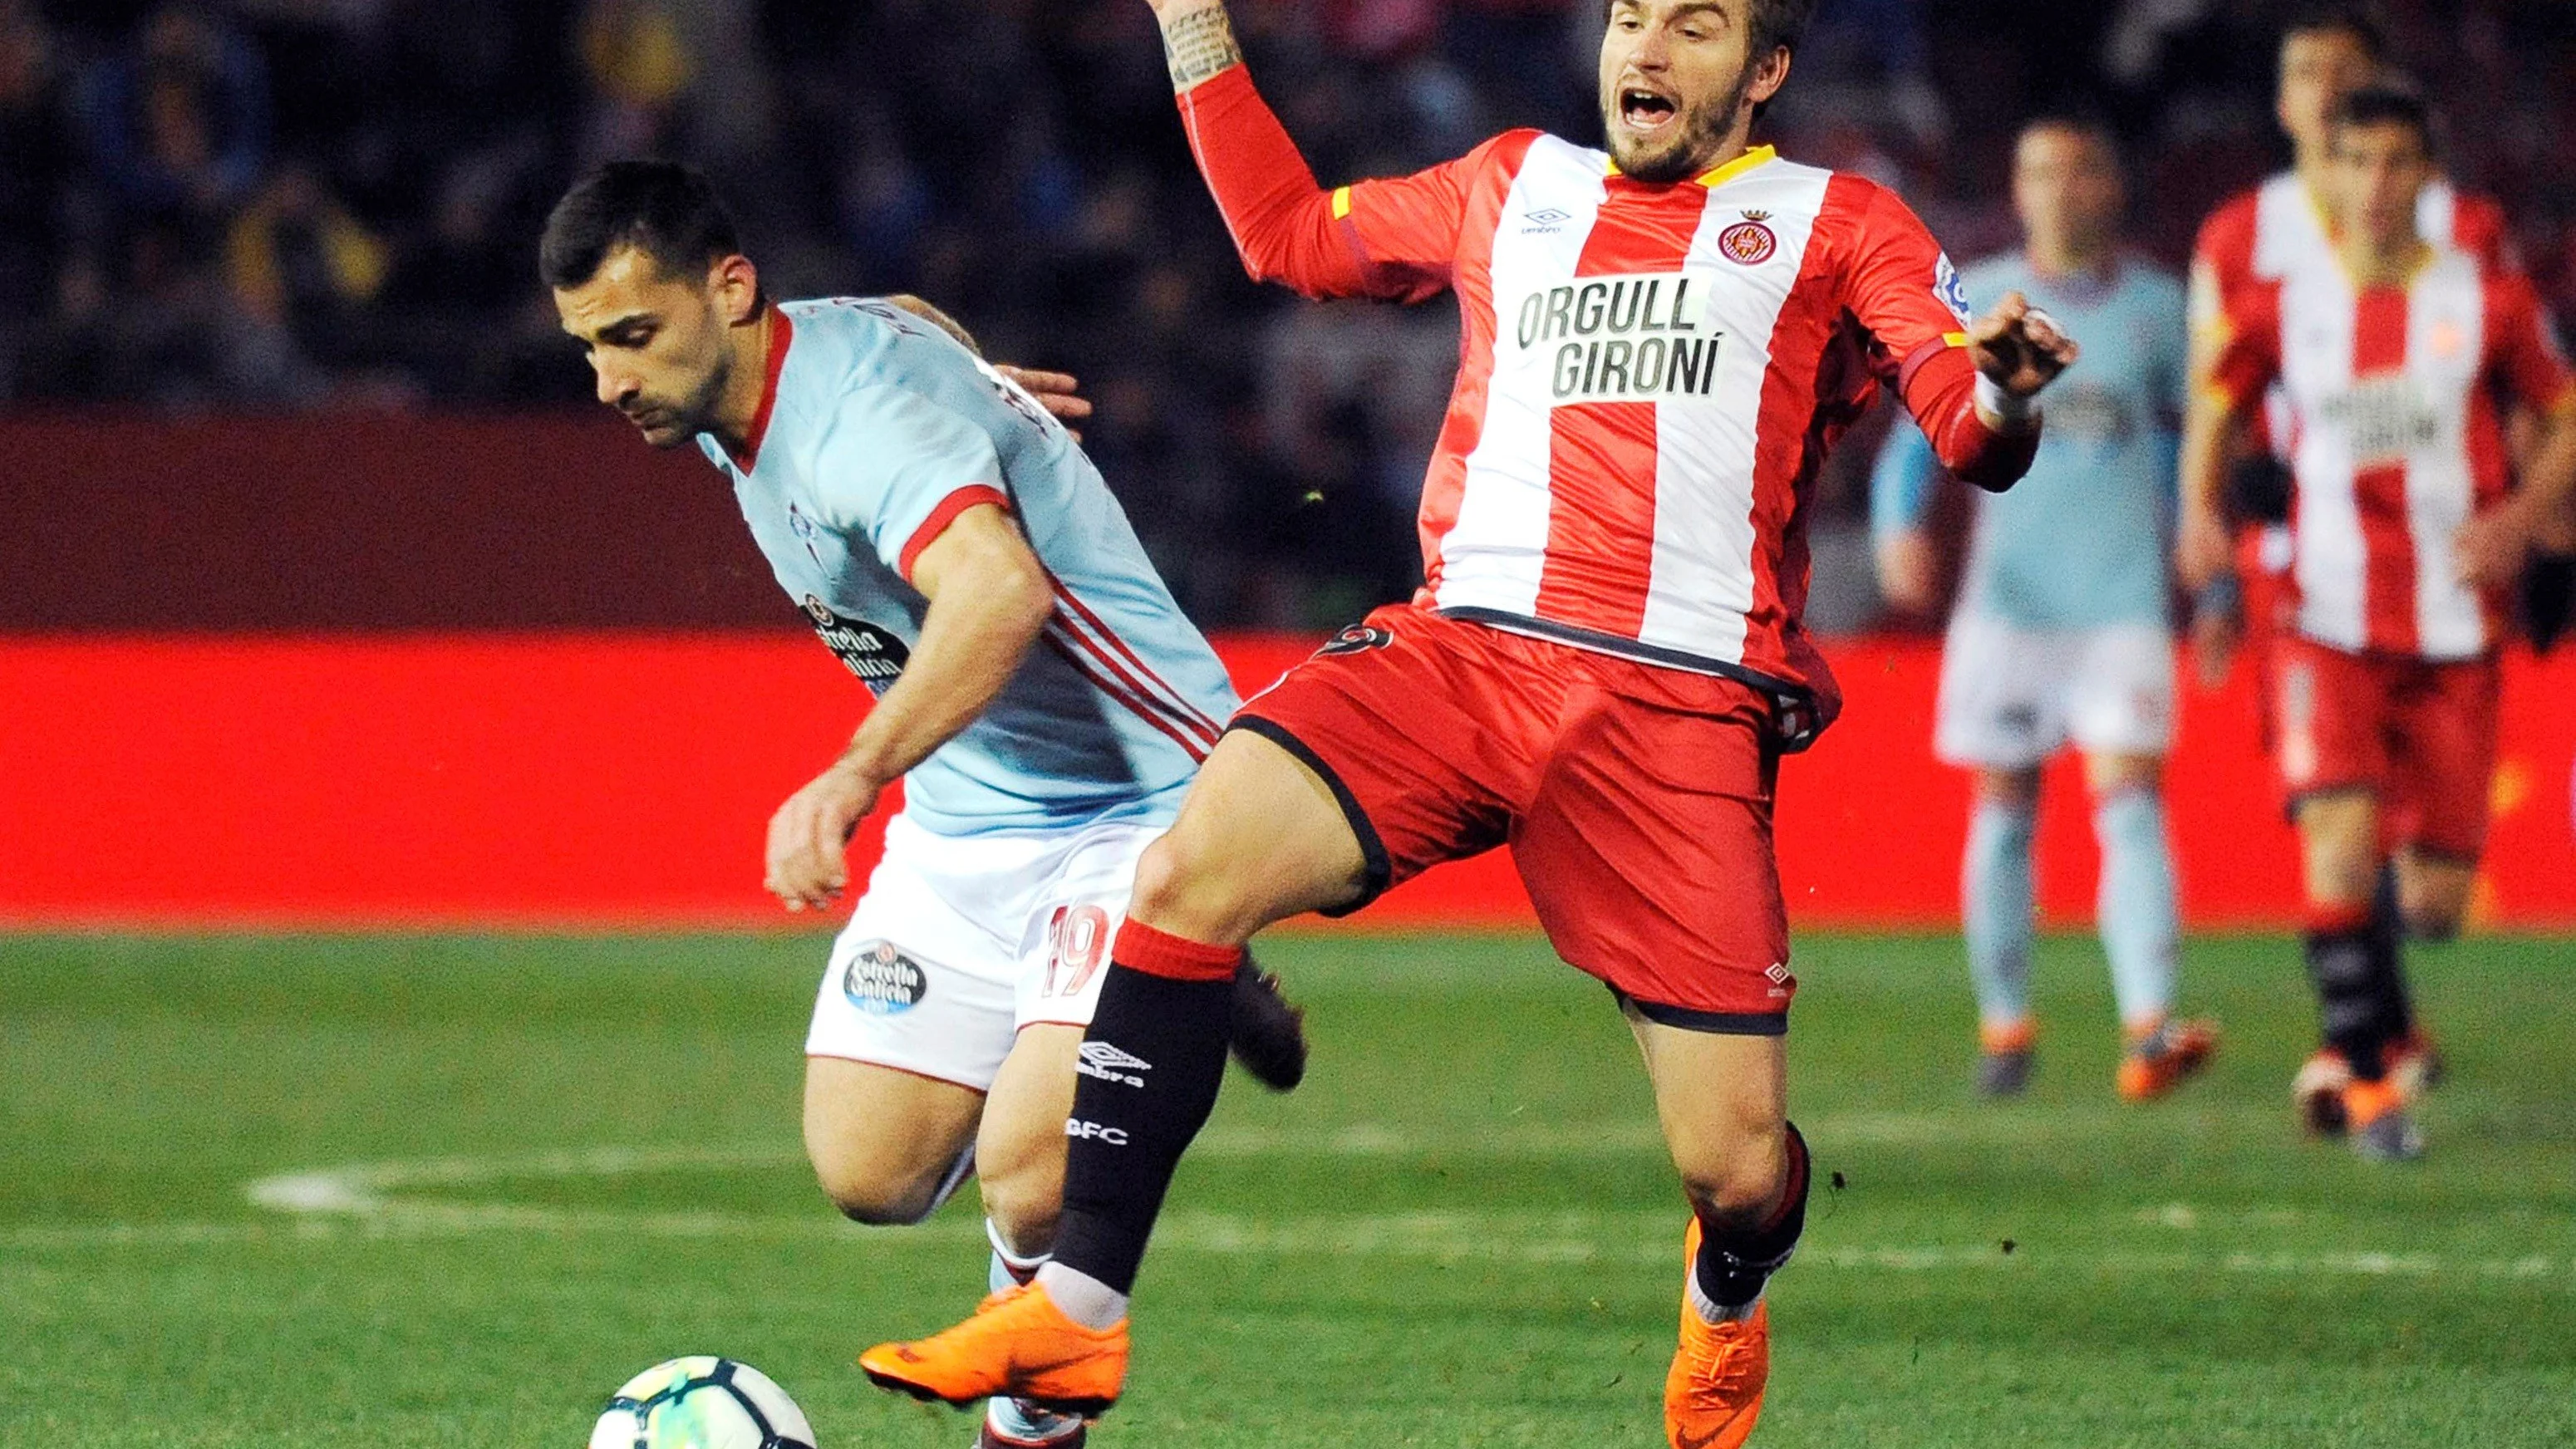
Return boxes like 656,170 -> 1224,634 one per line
2332,83 -> 2434,153
2279,2 -> 2386,61
539,160 -> 746,291
2018,111 -> 2121,159
1748,0 -> 1819,61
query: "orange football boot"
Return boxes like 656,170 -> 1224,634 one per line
2341,1075 -> 2424,1162
860,1284 -> 1128,1419
1665,1216 -> 1772,1449
2116,1018 -> 2219,1102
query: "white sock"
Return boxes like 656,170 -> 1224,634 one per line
1035,1262 -> 1129,1330
986,1394 -> 1086,1445
986,1217 -> 1050,1290
1685,1264 -> 1763,1325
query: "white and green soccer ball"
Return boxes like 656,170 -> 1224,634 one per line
589,1356 -> 818,1449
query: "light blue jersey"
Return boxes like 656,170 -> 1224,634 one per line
701,297 -> 1239,836
1871,254 -> 2186,631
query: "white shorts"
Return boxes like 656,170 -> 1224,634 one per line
805,812 -> 1159,1092
1934,615 -> 2176,770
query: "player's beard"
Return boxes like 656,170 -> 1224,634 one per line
630,349 -> 734,449
1605,59 -> 1757,184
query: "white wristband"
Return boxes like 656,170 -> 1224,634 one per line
1974,371 -> 2038,430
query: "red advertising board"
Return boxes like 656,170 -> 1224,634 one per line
3,632 -> 2570,931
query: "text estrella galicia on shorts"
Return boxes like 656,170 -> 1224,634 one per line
842,940 -> 929,1014
1316,623 -> 1395,656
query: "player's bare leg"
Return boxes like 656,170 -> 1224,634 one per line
2393,847 -> 2475,939
2373,845 -> 2472,1095
977,1025 -> 1081,1254
2080,751 -> 2215,1101
1630,1015 -> 1802,1449
1964,767 -> 2041,1096
970,1025 -> 1094,1447
803,1057 -> 985,1226
861,729 -> 1365,1413
2291,790 -> 2421,1157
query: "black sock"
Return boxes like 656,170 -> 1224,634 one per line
1694,1122 -> 1810,1311
2305,924 -> 2392,1080
2366,862 -> 2416,1039
1051,961 -> 1235,1295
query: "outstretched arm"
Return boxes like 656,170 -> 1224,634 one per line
1150,0 -> 1467,302
1891,293 -> 2072,494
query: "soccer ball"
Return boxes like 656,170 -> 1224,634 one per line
588,1356 -> 818,1449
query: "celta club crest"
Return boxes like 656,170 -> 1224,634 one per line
801,593 -> 836,626
1718,211 -> 1777,266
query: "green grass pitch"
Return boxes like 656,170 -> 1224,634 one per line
5,930 -> 2572,1447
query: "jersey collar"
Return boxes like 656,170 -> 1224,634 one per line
1601,144 -> 1777,188
724,305 -> 795,474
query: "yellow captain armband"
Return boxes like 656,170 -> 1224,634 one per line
1942,332 -> 1969,349
1330,186 -> 1352,220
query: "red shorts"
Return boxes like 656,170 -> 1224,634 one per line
1234,604 -> 1795,1030
2271,635 -> 2501,861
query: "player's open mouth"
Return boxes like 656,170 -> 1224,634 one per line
1620,88 -> 1679,134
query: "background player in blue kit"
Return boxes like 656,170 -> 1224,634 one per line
1871,117 -> 2217,1102
541,160 -> 1305,1449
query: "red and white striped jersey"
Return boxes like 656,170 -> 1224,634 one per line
1175,66 -> 2032,742
2191,171 -> 2510,460
2208,248 -> 2575,659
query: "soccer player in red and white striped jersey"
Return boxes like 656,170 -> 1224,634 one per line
2184,86 -> 2576,1160
860,2 -> 2076,1443
2178,4 -> 2529,1152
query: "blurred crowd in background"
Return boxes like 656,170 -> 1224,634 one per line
5,0 -> 2574,629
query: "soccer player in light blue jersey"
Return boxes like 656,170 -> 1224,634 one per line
543,161 -> 1305,1449
1871,118 -> 2216,1101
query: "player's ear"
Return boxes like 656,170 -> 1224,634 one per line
1746,44 -> 1791,110
710,253 -> 762,326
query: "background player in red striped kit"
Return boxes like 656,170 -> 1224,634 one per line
862,2 -> 2074,1445
2183,86 -> 2576,1160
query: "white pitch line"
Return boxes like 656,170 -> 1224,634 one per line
0,1122 -> 2560,1284
0,1132 -> 2564,1285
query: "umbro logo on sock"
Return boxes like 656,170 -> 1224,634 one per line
1076,1040 -> 1153,1088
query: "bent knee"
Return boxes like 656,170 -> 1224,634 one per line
1126,837 -> 1197,925
1674,1137 -> 1792,1231
810,1157 -> 953,1227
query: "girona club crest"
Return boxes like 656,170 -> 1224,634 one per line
1718,212 -> 1777,266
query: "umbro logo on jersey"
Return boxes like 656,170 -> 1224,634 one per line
1076,1040 -> 1153,1088
1521,207 -> 1571,233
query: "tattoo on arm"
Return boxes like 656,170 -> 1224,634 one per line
1162,4 -> 1243,93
